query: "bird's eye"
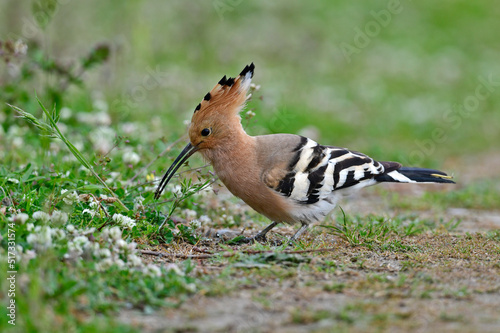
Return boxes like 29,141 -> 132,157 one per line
201,128 -> 211,137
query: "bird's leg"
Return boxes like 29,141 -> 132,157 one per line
287,222 -> 309,245
251,221 -> 279,242
236,221 -> 279,244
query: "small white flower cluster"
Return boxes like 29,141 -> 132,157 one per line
8,213 -> 29,225
82,196 -> 102,217
123,150 -> 141,165
20,213 -> 180,278
64,226 -> 96,260
29,210 -> 69,226
134,196 -> 145,211
13,39 -> 28,56
96,227 -> 170,278
182,209 -> 197,221
112,213 -> 137,229
27,224 -> 68,251
198,215 -> 212,225
61,189 -> 79,205
245,110 -> 256,118
88,127 -> 115,154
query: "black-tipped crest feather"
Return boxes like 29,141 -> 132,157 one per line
240,63 -> 255,77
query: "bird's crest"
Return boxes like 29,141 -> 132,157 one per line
191,63 -> 254,121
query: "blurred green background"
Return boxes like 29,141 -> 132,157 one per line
1,0 -> 499,172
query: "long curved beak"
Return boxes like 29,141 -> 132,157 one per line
154,143 -> 198,199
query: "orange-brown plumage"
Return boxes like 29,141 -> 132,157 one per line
185,63 -> 295,223
188,64 -> 253,152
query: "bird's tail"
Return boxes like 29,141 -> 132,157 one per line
375,166 -> 455,184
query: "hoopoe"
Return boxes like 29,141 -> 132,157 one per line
155,63 -> 455,243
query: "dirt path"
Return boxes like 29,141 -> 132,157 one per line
122,153 -> 500,333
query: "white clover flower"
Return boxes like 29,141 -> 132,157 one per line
89,197 -> 99,209
89,126 -> 115,154
11,137 -> 23,149
66,224 -> 76,233
61,189 -> 79,205
121,122 -> 137,134
123,151 -> 140,165
183,209 -> 197,221
74,235 -> 89,247
164,263 -> 184,276
78,111 -> 111,126
114,259 -> 125,268
66,236 -> 90,257
107,172 -> 120,182
133,196 -> 145,210
144,264 -> 162,277
26,234 -> 37,245
26,223 -> 34,232
250,83 -> 260,91
33,211 -> 50,223
96,258 -> 114,271
27,226 -> 53,250
8,213 -> 29,224
85,241 -> 100,255
99,248 -> 111,258
14,39 -> 28,56
59,107 -> 72,120
190,220 -> 201,229
112,213 -> 136,229
245,110 -> 256,118
51,211 -> 68,225
172,185 -> 182,197
81,227 -> 96,235
93,99 -> 109,113
127,242 -> 137,252
199,215 -> 211,224
23,250 -> 36,261
52,228 -> 66,241
100,228 -> 110,240
37,226 -> 53,246
82,209 -> 96,217
115,239 -> 128,250
128,254 -> 143,267
108,226 -> 122,241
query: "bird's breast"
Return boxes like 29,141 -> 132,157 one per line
207,148 -> 297,224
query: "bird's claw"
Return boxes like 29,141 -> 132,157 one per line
229,233 -> 268,245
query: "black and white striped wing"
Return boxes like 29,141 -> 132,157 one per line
270,137 -> 399,205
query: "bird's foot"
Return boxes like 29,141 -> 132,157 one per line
252,233 -> 268,243
236,233 -> 267,244
228,233 -> 274,245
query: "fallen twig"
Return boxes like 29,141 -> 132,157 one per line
140,247 -> 338,260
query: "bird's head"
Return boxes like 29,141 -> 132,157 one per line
155,63 -> 255,199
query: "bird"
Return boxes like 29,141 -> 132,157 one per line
155,63 -> 455,243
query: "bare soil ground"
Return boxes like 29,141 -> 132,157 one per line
122,154 -> 500,333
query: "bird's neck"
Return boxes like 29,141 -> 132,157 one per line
202,125 -> 254,162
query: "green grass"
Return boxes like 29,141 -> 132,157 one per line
320,210 -> 460,249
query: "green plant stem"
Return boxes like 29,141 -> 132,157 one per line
9,98 -> 129,211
